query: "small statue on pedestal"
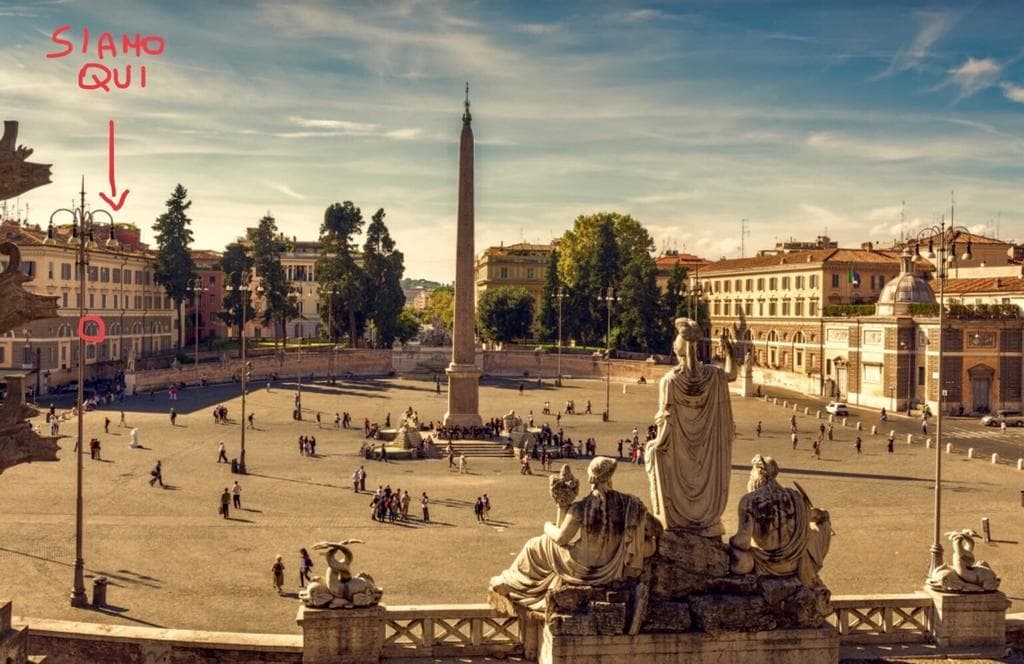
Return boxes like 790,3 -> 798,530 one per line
927,529 -> 1000,593
299,540 -> 383,609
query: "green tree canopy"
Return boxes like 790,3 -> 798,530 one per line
152,184 -> 197,349
476,286 -> 535,344
395,307 -> 422,346
251,214 -> 295,347
317,201 -> 367,347
217,241 -> 256,342
362,208 -> 406,348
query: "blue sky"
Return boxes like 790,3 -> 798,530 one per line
2,1 -> 1023,281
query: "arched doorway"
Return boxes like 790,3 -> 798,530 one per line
967,364 -> 995,414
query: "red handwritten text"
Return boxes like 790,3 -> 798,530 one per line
77,316 -> 106,344
47,25 -> 164,92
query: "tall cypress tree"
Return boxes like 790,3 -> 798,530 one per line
317,202 -> 366,347
152,184 -> 196,350
362,208 -> 406,348
217,242 -> 255,343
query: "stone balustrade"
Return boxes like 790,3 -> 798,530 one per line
828,593 -> 932,645
381,603 -> 523,659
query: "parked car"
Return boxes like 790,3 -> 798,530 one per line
825,402 -> 849,416
980,410 -> 1024,427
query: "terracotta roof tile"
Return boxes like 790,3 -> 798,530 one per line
700,248 -> 901,273
943,277 -> 1024,294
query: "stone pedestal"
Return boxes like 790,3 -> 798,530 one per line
0,600 -> 29,664
540,624 -> 838,664
740,369 -> 755,398
124,372 -> 137,395
296,605 -> 384,664
926,587 -> 1010,650
444,363 -> 483,427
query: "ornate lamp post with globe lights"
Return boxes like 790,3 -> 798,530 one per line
911,217 -> 972,575
225,271 -> 261,474
187,277 -> 208,380
46,178 -> 116,608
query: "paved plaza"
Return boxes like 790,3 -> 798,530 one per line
0,375 -> 1022,635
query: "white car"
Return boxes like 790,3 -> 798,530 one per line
825,402 -> 849,416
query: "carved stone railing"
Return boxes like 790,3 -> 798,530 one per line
829,593 -> 933,645
381,603 -> 523,659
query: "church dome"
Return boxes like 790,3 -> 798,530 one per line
876,249 -> 935,316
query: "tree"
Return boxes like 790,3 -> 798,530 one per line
556,212 -> 654,347
616,254 -> 661,352
317,202 -> 366,347
420,286 -> 454,333
362,208 -> 406,348
251,214 -> 294,347
660,264 -> 688,352
217,242 -> 256,343
395,308 -> 422,346
537,248 -> 560,342
152,184 -> 197,349
477,287 -> 535,344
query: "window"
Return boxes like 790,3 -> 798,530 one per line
810,275 -> 818,289
713,300 -> 721,315
769,278 -> 777,290
62,293 -> 68,307
88,266 -> 98,281
768,300 -> 777,316
782,277 -> 790,290
113,268 -> 121,283
527,268 -> 535,279
758,302 -> 764,316
47,262 -> 54,279
863,363 -> 883,384
134,296 -> 142,309
209,275 -> 215,285
89,294 -> 94,308
745,279 -> 753,291
795,300 -> 803,316
757,278 -> 764,290
100,268 -> 110,282
795,276 -> 804,289
745,301 -> 752,315
20,260 -> 36,277
782,300 -> 790,316
724,280 -> 732,293
61,263 -> 72,279
831,273 -> 840,288
114,294 -> 119,309
101,294 -> 107,308
809,300 -> 818,316
124,270 -> 132,284
918,366 -> 925,385
499,267 -> 508,279
723,301 -> 731,316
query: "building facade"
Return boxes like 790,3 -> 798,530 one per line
0,219 -> 176,392
185,249 -> 226,346
474,242 -> 555,320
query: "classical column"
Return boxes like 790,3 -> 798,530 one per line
444,84 -> 483,427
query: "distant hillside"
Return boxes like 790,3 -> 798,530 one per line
402,278 -> 446,290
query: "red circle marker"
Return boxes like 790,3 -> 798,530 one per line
77,316 -> 106,343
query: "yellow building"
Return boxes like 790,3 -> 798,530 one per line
0,219 -> 176,392
474,242 -> 555,325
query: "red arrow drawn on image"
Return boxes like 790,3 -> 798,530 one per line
97,120 -> 130,211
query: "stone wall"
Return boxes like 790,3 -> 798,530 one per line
482,351 -> 664,383
130,349 -> 392,392
20,616 -> 301,664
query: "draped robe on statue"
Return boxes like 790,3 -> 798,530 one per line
645,363 -> 734,534
491,490 -> 649,611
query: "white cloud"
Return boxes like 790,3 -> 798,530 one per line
622,9 -> 666,23
884,11 -> 957,75
941,57 -> 1001,99
269,183 -> 306,200
1001,82 -> 1024,103
289,117 -> 381,134
519,23 -> 559,35
384,128 -> 422,140
628,191 -> 703,205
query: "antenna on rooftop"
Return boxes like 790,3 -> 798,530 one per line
740,218 -> 750,258
997,211 -> 1002,239
900,200 -> 906,244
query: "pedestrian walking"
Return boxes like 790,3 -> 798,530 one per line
474,497 -> 485,523
790,414 -> 797,429
89,437 -> 101,460
887,433 -> 894,454
617,440 -> 623,458
217,441 -> 228,463
334,413 -> 341,429
421,492 -> 430,523
220,488 -> 231,518
755,420 -> 762,438
299,548 -> 314,587
352,469 -> 360,492
400,490 -> 411,520
458,453 -> 468,474
272,556 -> 285,593
880,407 -> 888,423
922,420 -> 928,435
518,382 -> 524,396
316,412 -> 322,428
585,400 -> 592,414
855,436 -> 862,454
248,413 -> 255,429
358,466 -> 367,492
1001,420 -> 1008,435
827,423 -> 834,441
149,460 -> 163,487
231,481 -> 242,508
482,494 -> 491,522
119,410 -> 126,427
104,416 -> 110,433
791,432 -> 798,449
170,408 -> 177,426
380,443 -> 388,463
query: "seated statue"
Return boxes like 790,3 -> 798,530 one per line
729,455 -> 832,588
927,529 -> 1000,593
490,457 -> 657,612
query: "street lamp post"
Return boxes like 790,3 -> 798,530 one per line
912,218 -> 972,575
187,277 -> 208,381
226,271 -> 257,474
555,286 -> 566,387
48,178 -> 115,608
326,286 -> 338,384
601,286 -> 617,420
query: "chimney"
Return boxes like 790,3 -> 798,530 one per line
995,277 -> 1002,288
861,242 -> 873,251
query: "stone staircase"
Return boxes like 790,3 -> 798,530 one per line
447,439 -> 514,458
0,600 -> 45,664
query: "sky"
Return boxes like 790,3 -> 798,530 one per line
1,1 -> 1023,282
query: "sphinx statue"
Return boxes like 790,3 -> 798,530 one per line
729,455 -> 833,588
927,529 -> 1000,593
490,457 -> 658,612
645,318 -> 737,536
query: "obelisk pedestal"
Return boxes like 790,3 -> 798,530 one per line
444,85 -> 483,428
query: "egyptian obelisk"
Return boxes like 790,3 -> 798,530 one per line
444,84 -> 483,427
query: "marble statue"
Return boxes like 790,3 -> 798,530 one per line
503,409 -> 522,436
729,455 -> 833,587
489,457 -> 657,612
927,529 -> 1000,593
0,242 -> 58,335
549,464 -> 579,527
126,348 -> 136,373
645,318 -> 737,536
299,540 -> 383,609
